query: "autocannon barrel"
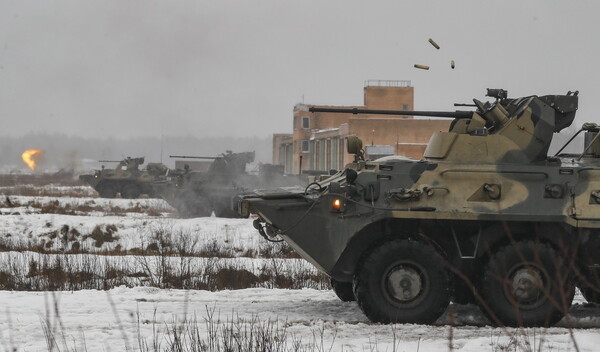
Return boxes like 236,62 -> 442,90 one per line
169,155 -> 218,160
308,107 -> 473,119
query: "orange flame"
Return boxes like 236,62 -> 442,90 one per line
22,149 -> 44,170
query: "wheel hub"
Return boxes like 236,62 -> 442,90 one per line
387,266 -> 422,301
511,267 -> 544,304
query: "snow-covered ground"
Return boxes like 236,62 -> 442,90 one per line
0,185 -> 599,351
1,288 -> 599,352
0,196 -> 262,253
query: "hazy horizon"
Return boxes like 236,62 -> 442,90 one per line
0,133 -> 273,172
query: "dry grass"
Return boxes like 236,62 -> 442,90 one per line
0,223 -> 300,261
134,308 -> 347,352
0,217 -> 325,292
1,197 -> 175,217
0,184 -> 96,198
0,172 -> 83,187
0,252 -> 329,292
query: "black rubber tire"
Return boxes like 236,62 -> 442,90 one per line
353,239 -> 451,324
580,286 -> 600,304
97,183 -> 117,198
121,184 -> 141,199
331,278 -> 356,302
480,241 -> 575,327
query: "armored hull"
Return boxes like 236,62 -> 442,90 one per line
237,90 -> 600,327
79,157 -> 168,198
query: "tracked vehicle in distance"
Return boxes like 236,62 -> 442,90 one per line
235,89 -> 600,327
79,157 -> 169,198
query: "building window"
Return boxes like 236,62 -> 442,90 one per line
302,116 -> 310,129
301,140 -> 310,153
331,137 -> 338,170
318,140 -> 326,171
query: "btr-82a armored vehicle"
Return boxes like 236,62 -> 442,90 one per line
235,89 -> 600,327
79,157 -> 169,198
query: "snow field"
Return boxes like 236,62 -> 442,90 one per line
1,288 -> 598,352
0,206 -> 268,254
0,186 -> 599,351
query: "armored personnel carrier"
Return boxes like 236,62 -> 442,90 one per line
235,89 -> 600,327
79,157 -> 169,198
155,151 -> 301,218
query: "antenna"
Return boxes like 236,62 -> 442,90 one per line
160,133 -> 164,163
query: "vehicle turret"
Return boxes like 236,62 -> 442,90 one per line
310,89 -> 578,164
170,151 -> 255,175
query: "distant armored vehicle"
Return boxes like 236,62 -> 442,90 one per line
79,157 -> 169,198
155,151 -> 301,218
236,89 -> 600,327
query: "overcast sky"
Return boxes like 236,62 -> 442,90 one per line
0,0 -> 598,140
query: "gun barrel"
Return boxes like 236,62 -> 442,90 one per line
98,160 -> 121,163
169,155 -> 218,160
308,107 -> 473,119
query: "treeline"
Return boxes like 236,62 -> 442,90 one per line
0,127 -> 585,173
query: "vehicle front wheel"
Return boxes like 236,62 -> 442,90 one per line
353,239 -> 451,324
331,278 -> 355,302
480,241 -> 575,327
579,285 -> 600,304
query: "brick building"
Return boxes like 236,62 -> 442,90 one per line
273,80 -> 451,174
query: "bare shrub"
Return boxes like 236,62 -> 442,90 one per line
134,308 -> 349,352
85,224 -> 119,248
257,241 -> 300,259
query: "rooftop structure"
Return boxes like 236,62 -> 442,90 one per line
273,81 -> 451,174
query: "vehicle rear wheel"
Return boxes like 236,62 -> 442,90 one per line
353,239 -> 450,324
97,183 -> 117,198
122,184 -> 141,199
331,278 -> 355,302
480,241 -> 575,327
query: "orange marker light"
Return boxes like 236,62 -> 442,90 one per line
332,199 -> 342,211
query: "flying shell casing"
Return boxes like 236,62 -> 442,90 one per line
414,64 -> 430,70
451,60 -> 455,69
428,38 -> 440,50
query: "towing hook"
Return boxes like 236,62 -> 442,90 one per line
254,220 -> 269,240
253,219 -> 283,243
252,218 -> 269,240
